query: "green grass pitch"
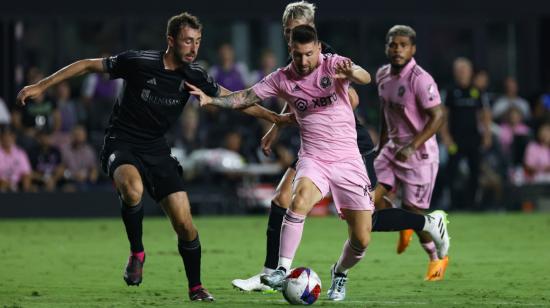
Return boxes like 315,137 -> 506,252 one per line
1,213 -> 549,307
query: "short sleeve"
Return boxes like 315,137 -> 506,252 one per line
188,64 -> 220,97
103,50 -> 136,80
252,70 -> 282,100
414,73 -> 441,110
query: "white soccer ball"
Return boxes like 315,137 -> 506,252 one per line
282,267 -> 322,305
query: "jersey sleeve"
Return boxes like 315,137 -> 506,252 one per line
413,73 -> 441,110
251,70 -> 281,100
188,64 -> 220,97
103,50 -> 137,80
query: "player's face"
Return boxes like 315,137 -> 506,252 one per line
290,41 -> 321,76
283,18 -> 314,43
169,26 -> 202,63
386,35 -> 416,68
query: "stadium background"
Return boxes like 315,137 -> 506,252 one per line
1,1 -> 550,307
1,0 -> 549,215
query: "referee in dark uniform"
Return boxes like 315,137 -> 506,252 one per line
17,12 -> 286,302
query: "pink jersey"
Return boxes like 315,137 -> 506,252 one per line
376,58 -> 441,168
0,145 -> 31,189
253,53 -> 359,163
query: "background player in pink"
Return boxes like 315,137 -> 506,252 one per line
374,25 -> 449,281
187,25 -> 373,301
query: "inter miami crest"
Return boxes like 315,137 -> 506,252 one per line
320,76 -> 332,89
398,85 -> 406,97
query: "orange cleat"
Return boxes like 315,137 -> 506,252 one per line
424,256 -> 449,281
397,229 -> 414,254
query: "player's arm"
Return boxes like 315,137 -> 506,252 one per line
334,59 -> 371,85
348,87 -> 360,109
213,85 -> 287,124
395,105 -> 445,162
17,59 -> 105,106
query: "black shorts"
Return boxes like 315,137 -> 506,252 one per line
100,139 -> 185,202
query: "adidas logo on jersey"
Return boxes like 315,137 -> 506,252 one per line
147,78 -> 157,85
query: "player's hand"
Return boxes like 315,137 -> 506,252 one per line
395,144 -> 415,162
276,112 -> 295,126
333,59 -> 354,80
16,84 -> 44,106
261,125 -> 280,156
185,82 -> 213,107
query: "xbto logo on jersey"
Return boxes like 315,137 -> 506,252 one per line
294,98 -> 308,111
293,93 -> 337,112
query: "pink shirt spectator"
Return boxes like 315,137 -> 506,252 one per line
498,123 -> 530,156
253,53 -> 359,163
0,145 -> 31,190
524,141 -> 550,181
61,144 -> 97,178
376,58 -> 441,168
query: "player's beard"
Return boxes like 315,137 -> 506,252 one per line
174,48 -> 196,64
390,58 -> 411,72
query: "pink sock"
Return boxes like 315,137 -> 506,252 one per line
131,251 -> 145,263
278,210 -> 306,267
335,240 -> 367,274
421,241 -> 439,261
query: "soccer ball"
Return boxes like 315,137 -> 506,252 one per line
282,267 -> 322,305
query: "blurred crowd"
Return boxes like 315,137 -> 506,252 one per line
1,43 -> 549,211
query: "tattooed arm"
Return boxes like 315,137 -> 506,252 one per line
186,82 -> 261,109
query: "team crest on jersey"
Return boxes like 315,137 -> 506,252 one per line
320,76 -> 332,89
294,98 -> 308,112
398,85 -> 406,97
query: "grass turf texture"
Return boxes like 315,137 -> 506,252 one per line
1,213 -> 549,307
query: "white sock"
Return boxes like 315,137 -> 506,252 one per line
262,267 -> 275,275
279,257 -> 292,272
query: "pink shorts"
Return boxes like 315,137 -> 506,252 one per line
374,154 -> 438,209
294,156 -> 374,214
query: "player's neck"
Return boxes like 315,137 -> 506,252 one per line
163,50 -> 182,71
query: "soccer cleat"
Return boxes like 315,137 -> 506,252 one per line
397,229 -> 414,254
231,273 -> 274,292
424,256 -> 450,281
189,286 -> 215,301
123,254 -> 145,286
426,210 -> 450,259
327,264 -> 348,301
260,268 -> 286,291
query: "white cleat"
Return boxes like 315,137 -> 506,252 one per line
426,210 -> 450,259
231,273 -> 273,292
327,264 -> 347,301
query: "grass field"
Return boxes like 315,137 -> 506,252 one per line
1,213 -> 549,307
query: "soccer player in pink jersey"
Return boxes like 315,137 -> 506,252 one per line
188,24 -> 373,301
374,25 -> 450,280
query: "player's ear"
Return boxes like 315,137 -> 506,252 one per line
167,35 -> 174,48
411,44 -> 417,56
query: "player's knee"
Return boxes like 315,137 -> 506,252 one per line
352,232 -> 371,249
173,219 -> 196,237
118,179 -> 143,205
273,191 -> 291,209
290,195 -> 310,214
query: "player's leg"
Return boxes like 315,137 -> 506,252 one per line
328,209 -> 372,301
159,192 -> 213,300
231,165 -> 296,291
153,156 -> 213,301
104,147 -> 147,287
261,175 -> 325,289
401,163 -> 450,281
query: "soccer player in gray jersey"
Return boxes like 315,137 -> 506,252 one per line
16,12 -> 289,302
